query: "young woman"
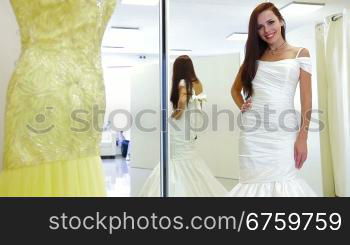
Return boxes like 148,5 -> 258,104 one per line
139,55 -> 227,197
228,3 -> 317,197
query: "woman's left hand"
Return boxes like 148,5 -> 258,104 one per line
294,137 -> 308,169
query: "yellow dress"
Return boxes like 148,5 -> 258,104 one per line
0,0 -> 116,196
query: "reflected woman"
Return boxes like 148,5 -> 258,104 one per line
139,55 -> 227,197
228,3 -> 317,197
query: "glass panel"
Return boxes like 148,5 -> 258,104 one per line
102,0 -> 160,197
165,0 -> 346,197
167,0 -> 241,197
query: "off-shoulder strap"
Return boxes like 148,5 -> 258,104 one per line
297,57 -> 312,74
295,47 -> 304,58
295,48 -> 312,74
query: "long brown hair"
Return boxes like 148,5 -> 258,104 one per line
241,2 -> 286,99
170,55 -> 199,109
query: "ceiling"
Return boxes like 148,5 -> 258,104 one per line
101,0 -> 349,58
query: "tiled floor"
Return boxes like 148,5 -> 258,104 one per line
102,156 -> 238,197
102,156 -> 132,197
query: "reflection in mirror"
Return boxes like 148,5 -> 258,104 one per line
101,0 -> 160,197
139,55 -> 227,197
166,0 -> 350,197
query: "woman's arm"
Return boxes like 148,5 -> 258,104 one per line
171,86 -> 188,120
295,48 -> 312,169
231,67 -> 251,111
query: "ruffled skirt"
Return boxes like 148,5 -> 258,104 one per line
138,155 -> 227,197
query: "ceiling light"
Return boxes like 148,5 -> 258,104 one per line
170,49 -> 192,55
102,46 -> 125,49
280,1 -> 325,17
226,32 -> 248,41
107,66 -> 134,69
102,26 -> 142,47
111,26 -> 140,30
121,0 -> 159,6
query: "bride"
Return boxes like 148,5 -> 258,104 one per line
139,55 -> 227,197
228,2 -> 317,197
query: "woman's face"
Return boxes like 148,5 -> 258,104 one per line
257,9 -> 284,45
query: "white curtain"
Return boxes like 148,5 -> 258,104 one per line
315,9 -> 350,197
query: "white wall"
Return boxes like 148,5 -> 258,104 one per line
0,1 -> 20,170
102,66 -> 131,140
287,24 -> 324,196
191,54 -> 241,179
129,63 -> 160,169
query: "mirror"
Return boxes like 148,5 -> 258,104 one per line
164,0 -> 350,197
101,0 -> 160,197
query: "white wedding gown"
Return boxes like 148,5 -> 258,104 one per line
227,49 -> 318,197
139,81 -> 227,197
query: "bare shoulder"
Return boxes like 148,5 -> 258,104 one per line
192,80 -> 203,95
193,79 -> 202,86
292,46 -> 310,57
298,47 -> 310,57
287,45 -> 310,58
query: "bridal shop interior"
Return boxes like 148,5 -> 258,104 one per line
0,0 -> 349,197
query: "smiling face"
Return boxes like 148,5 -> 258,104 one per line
257,9 -> 284,45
